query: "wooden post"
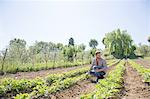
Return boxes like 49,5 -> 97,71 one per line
1,48 -> 8,74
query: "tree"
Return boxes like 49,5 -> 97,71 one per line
135,44 -> 150,57
8,38 -> 27,64
68,37 -> 74,46
78,44 -> 86,65
34,41 -> 57,67
79,44 -> 86,51
62,44 -> 83,62
90,48 -> 96,57
62,37 -> 76,61
89,39 -> 98,49
28,45 -> 37,67
148,36 -> 150,43
102,29 -> 136,59
56,43 -> 63,50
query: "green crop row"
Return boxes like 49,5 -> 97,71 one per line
2,60 -> 90,74
80,60 -> 125,99
0,60 -> 117,98
2,59 -> 115,74
106,59 -> 119,65
128,60 -> 150,83
0,66 -> 90,98
15,74 -> 90,99
107,59 -> 120,67
13,60 -> 118,99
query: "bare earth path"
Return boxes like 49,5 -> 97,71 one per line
50,61 -> 119,99
134,59 -> 150,69
51,79 -> 95,99
121,63 -> 150,99
0,65 -> 89,79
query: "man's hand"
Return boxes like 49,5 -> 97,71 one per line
95,68 -> 104,72
96,67 -> 108,72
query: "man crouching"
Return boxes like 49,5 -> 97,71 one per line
89,49 -> 108,83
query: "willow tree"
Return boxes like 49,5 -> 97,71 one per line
102,29 -> 136,59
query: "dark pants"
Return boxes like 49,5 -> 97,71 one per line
90,71 -> 106,77
90,66 -> 106,82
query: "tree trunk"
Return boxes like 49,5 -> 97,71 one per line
82,52 -> 84,65
44,53 -> 48,68
53,52 -> 56,69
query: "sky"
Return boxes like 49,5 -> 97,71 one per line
0,0 -> 150,50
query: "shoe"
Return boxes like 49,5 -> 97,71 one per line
90,80 -> 97,83
98,76 -> 104,79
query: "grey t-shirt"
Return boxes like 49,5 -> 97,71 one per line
91,58 -> 107,70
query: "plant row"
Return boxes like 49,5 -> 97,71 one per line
0,59 -> 117,98
0,66 -> 90,98
81,60 -> 125,99
15,74 -> 90,99
128,60 -> 150,83
2,60 -> 90,74
13,59 -> 117,99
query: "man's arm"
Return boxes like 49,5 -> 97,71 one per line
102,60 -> 108,72
90,58 -> 95,70
103,59 -> 107,67
96,59 -> 107,72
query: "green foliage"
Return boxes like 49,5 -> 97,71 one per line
56,43 -> 64,50
129,60 -> 150,83
89,39 -> 98,49
14,74 -> 90,99
68,37 -> 74,46
79,44 -> 86,51
8,38 -> 27,64
62,45 -> 76,61
81,60 -> 125,99
90,48 -> 96,57
1,58 -> 89,74
148,36 -> 150,43
1,38 -> 90,74
62,45 -> 86,62
46,66 -> 90,85
15,93 -> 30,99
0,66 -> 90,97
135,44 -> 150,57
102,29 -> 136,59
0,78 -> 45,97
0,60 -> 115,98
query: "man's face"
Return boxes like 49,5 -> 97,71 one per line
96,53 -> 101,59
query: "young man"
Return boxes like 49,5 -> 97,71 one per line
90,50 -> 108,83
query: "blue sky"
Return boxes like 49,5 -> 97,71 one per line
0,0 -> 150,50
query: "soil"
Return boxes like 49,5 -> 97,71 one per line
134,59 -> 150,69
0,65 -> 89,80
49,61 -> 119,99
50,79 -> 96,99
1,60 -> 149,99
120,62 -> 150,99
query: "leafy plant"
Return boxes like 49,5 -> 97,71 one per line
129,60 -> 150,83
81,60 -> 125,99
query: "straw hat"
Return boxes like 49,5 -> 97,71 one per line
95,49 -> 101,54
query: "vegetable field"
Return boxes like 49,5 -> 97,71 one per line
0,59 -> 149,99
0,0 -> 150,98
